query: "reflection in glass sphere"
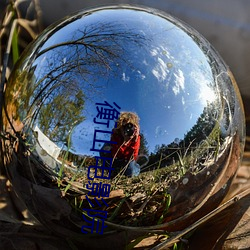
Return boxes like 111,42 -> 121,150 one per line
2,5 -> 245,248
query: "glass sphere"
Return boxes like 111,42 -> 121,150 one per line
2,5 -> 245,248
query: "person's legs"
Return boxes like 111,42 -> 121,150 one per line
125,161 -> 140,177
136,155 -> 149,169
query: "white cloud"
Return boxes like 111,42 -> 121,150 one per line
137,70 -> 146,80
182,96 -> 185,105
150,49 -> 158,56
152,57 -> 169,82
122,72 -> 130,82
155,126 -> 168,138
172,69 -> 185,95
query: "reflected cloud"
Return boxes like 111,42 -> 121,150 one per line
182,96 -> 185,105
137,70 -> 146,80
150,48 -> 158,56
155,125 -> 168,138
142,59 -> 148,65
122,72 -> 130,82
152,57 -> 170,82
173,69 -> 185,95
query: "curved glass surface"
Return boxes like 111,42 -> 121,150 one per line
2,5 -> 245,240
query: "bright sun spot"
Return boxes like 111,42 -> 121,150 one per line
199,85 -> 216,104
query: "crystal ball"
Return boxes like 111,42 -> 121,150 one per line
2,5 -> 245,248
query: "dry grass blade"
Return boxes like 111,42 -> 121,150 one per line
0,0 -> 42,143
16,19 -> 38,39
0,0 -> 42,72
152,188 -> 250,250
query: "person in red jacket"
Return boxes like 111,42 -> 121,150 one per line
110,111 -> 141,177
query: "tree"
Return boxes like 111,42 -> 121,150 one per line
38,88 -> 85,143
139,133 -> 149,156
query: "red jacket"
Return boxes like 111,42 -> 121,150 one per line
111,132 -> 140,161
